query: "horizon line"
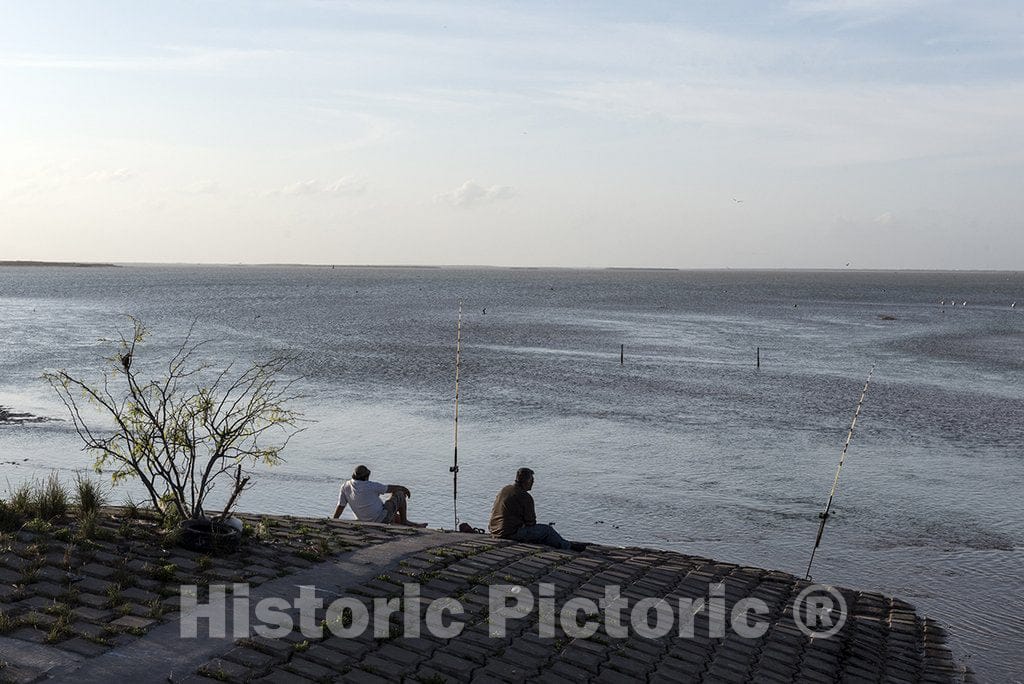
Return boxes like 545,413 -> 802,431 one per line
1,259 -> 1022,274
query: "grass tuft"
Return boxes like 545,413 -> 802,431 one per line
34,473 -> 69,520
123,495 -> 140,521
74,474 -> 106,516
152,563 -> 178,583
0,611 -> 18,633
78,510 -> 99,541
8,482 -> 33,518
0,499 -> 18,532
24,517 -> 53,534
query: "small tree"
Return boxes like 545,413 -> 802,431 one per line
45,317 -> 302,522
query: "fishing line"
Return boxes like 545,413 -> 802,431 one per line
450,302 -> 463,528
805,365 -> 875,581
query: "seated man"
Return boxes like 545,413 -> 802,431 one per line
488,467 -> 585,551
333,465 -> 427,527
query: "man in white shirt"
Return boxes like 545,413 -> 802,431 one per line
332,465 -> 427,527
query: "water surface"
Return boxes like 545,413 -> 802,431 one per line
1,266 -> 1021,680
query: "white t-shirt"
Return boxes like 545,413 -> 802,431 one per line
337,479 -> 388,522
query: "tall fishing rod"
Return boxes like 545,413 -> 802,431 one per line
805,365 -> 875,581
450,302 -> 463,528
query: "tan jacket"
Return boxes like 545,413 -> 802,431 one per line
488,484 -> 536,537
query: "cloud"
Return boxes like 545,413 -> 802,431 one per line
0,47 -> 289,73
784,1 -> 1021,44
277,175 -> 367,197
84,169 -> 137,183
183,181 -> 222,195
787,0 -> 927,16
785,0 -> 933,29
554,79 -> 1024,168
436,181 -> 514,207
323,176 -> 367,195
873,211 -> 894,225
4,163 -> 138,199
280,180 -> 321,196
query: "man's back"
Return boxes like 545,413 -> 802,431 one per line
489,483 -> 536,538
338,479 -> 388,522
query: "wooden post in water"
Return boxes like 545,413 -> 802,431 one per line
757,347 -> 760,369
620,344 -> 624,365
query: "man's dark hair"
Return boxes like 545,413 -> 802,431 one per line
353,465 -> 371,481
515,467 -> 534,485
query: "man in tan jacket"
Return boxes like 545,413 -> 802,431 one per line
488,467 -> 585,551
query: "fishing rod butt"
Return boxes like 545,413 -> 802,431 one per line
813,523 -> 827,548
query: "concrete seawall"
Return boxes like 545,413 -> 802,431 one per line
0,510 -> 970,683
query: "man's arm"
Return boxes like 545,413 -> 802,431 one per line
385,484 -> 411,498
334,488 -> 348,519
522,493 -> 537,526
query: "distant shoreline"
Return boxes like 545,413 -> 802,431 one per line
1,261 -> 1021,274
0,260 -> 118,268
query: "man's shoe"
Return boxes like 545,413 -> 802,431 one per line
569,541 -> 588,552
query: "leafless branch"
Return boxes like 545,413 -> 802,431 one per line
44,317 -> 303,522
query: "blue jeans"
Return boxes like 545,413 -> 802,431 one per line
511,524 -> 570,550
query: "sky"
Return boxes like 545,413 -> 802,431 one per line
1,0 -> 1022,269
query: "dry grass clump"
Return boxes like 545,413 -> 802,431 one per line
0,473 -> 70,530
34,473 -> 69,520
74,474 -> 107,516
0,499 -> 19,532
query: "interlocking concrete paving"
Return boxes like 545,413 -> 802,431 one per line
0,509 -> 412,682
1,511 -> 971,683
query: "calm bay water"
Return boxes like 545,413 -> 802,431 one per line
1,265 -> 1022,680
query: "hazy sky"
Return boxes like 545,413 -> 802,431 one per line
2,1 -> 1022,268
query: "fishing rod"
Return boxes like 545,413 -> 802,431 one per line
450,302 -> 463,528
805,365 -> 875,581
